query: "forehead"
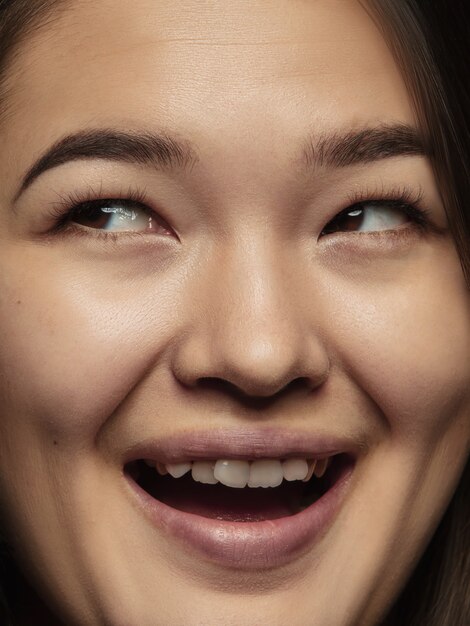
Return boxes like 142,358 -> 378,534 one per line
5,0 -> 415,155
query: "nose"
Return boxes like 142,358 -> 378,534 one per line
171,240 -> 330,400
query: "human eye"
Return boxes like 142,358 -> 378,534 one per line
48,188 -> 175,241
320,187 -> 432,238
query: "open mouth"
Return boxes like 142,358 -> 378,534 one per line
124,454 -> 354,522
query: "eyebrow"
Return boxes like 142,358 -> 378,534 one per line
15,123 -> 425,201
14,129 -> 199,201
301,123 -> 426,169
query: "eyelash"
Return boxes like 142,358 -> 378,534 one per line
49,187 -> 160,243
321,185 -> 431,237
47,184 -> 432,243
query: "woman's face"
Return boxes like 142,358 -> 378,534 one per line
0,0 -> 469,624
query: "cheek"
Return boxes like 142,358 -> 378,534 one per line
0,251 -> 185,441
333,262 -> 470,443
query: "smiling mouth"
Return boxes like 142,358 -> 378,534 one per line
124,453 -> 354,522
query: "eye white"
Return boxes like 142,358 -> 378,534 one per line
100,205 -> 150,231
355,204 -> 407,232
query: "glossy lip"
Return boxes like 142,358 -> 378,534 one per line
123,426 -> 365,464
122,428 -> 359,570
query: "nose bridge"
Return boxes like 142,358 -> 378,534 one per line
216,238 -> 297,350
172,234 -> 330,397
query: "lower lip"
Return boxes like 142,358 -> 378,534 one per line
125,466 -> 353,570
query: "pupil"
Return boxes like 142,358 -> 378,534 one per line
343,208 -> 364,231
74,203 -> 113,229
323,207 -> 364,235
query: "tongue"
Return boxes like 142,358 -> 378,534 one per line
147,473 -> 304,521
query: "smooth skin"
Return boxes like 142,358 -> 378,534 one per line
0,0 -> 469,624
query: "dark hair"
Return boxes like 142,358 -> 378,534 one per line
0,1 -> 469,625
369,0 -> 470,287
365,4 -> 470,622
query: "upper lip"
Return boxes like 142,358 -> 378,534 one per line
122,427 -> 365,465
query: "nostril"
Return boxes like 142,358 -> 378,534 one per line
195,376 -> 314,409
171,323 -> 330,402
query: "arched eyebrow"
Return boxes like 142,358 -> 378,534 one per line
301,123 -> 425,169
14,128 -> 199,202
14,123 -> 425,202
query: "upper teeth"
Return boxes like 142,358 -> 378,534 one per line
146,458 -> 330,488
